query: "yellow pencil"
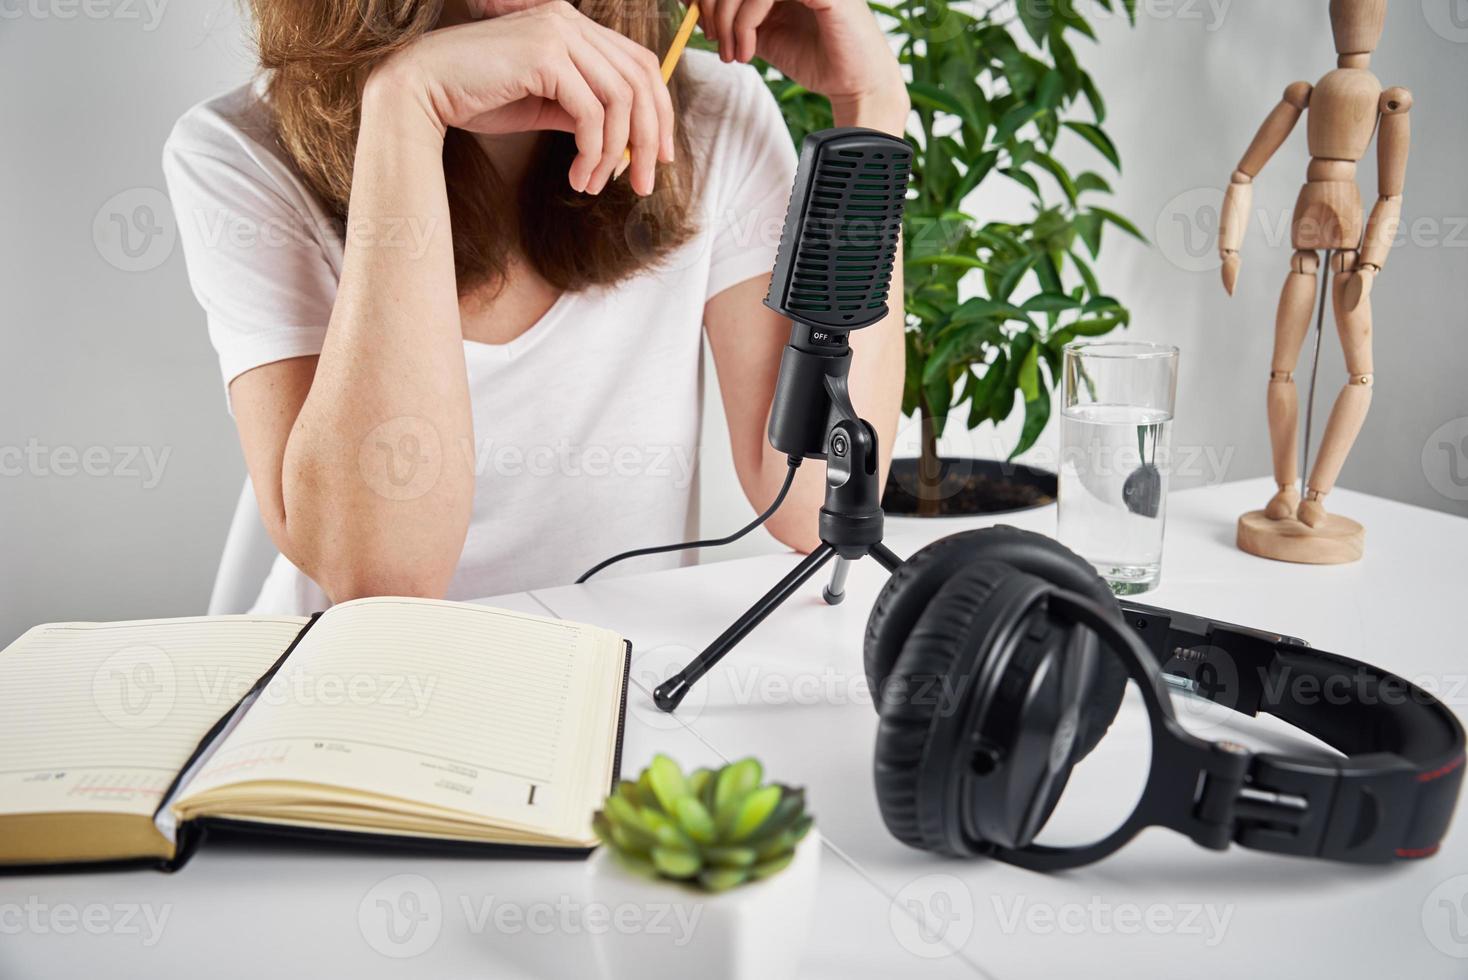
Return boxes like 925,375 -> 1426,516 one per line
614,2 -> 700,181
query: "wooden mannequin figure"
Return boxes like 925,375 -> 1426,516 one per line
1219,0 -> 1411,564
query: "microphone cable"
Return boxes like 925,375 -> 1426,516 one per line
576,456 -> 803,584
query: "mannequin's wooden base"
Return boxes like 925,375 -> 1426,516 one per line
1237,510 -> 1364,565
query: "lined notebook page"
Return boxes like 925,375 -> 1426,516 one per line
176,598 -> 625,837
0,617 -> 309,819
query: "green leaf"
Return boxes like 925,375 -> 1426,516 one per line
1090,206 -> 1148,242
994,104 -> 1046,144
911,79 -> 989,142
1032,152 -> 1078,206
906,254 -> 993,273
673,796 -> 716,844
1081,294 -> 1124,313
651,846 -> 701,879
1017,1 -> 1053,46
953,149 -> 1000,202
1023,293 -> 1082,314
1012,390 -> 1053,459
923,319 -> 1002,385
714,758 -> 762,815
1017,343 -> 1041,402
1069,249 -> 1101,296
967,353 -> 1006,429
1000,167 -> 1042,201
950,297 -> 1033,326
604,793 -> 643,833
993,334 -> 1035,424
996,254 -> 1039,302
641,806 -> 693,850
1065,315 -> 1128,337
755,789 -> 808,839
647,755 -> 689,813
1036,70 -> 1065,110
704,846 -> 758,869
698,868 -> 750,892
1074,210 -> 1103,259
1063,121 -> 1122,170
728,785 -> 783,842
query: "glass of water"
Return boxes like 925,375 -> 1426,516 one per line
1058,342 -> 1179,595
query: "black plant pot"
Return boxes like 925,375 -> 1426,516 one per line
881,456 -> 1058,518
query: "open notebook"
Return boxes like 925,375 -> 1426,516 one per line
0,598 -> 631,872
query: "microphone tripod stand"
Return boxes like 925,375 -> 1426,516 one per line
653,334 -> 903,713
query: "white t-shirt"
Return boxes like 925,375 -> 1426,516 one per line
163,51 -> 797,614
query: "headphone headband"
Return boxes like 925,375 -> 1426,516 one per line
1122,601 -> 1466,863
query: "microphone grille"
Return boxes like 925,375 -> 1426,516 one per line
766,129 -> 912,331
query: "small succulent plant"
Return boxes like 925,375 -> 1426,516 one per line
593,755 -> 814,893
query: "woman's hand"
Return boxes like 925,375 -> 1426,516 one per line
369,0 -> 674,195
698,0 -> 907,129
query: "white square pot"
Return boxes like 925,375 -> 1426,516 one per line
586,832 -> 821,980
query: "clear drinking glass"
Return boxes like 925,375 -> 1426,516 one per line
1057,342 -> 1179,596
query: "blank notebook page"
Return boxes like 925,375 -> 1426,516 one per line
175,598 -> 625,839
0,616 -> 309,819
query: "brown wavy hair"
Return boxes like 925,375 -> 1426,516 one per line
247,0 -> 697,295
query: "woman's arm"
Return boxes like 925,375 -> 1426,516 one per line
702,0 -> 909,552
705,268 -> 904,554
253,73 -> 472,602
229,2 -> 674,601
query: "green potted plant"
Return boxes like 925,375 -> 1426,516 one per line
754,0 -> 1145,517
588,755 -> 819,980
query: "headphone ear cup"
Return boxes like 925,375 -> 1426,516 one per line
874,561 -> 1012,854
870,526 -> 1129,759
864,529 -> 1003,701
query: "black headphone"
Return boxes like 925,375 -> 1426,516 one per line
863,527 -> 1465,871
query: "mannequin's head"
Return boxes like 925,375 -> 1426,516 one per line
1330,0 -> 1387,59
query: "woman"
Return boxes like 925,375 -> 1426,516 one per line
164,0 -> 908,613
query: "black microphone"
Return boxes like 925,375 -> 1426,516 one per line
649,129 -> 913,714
576,129 -> 912,608
764,128 -> 912,461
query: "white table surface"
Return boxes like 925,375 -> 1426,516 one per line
5,477 -> 1466,979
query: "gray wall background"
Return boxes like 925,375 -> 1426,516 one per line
3,1 -> 1465,646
